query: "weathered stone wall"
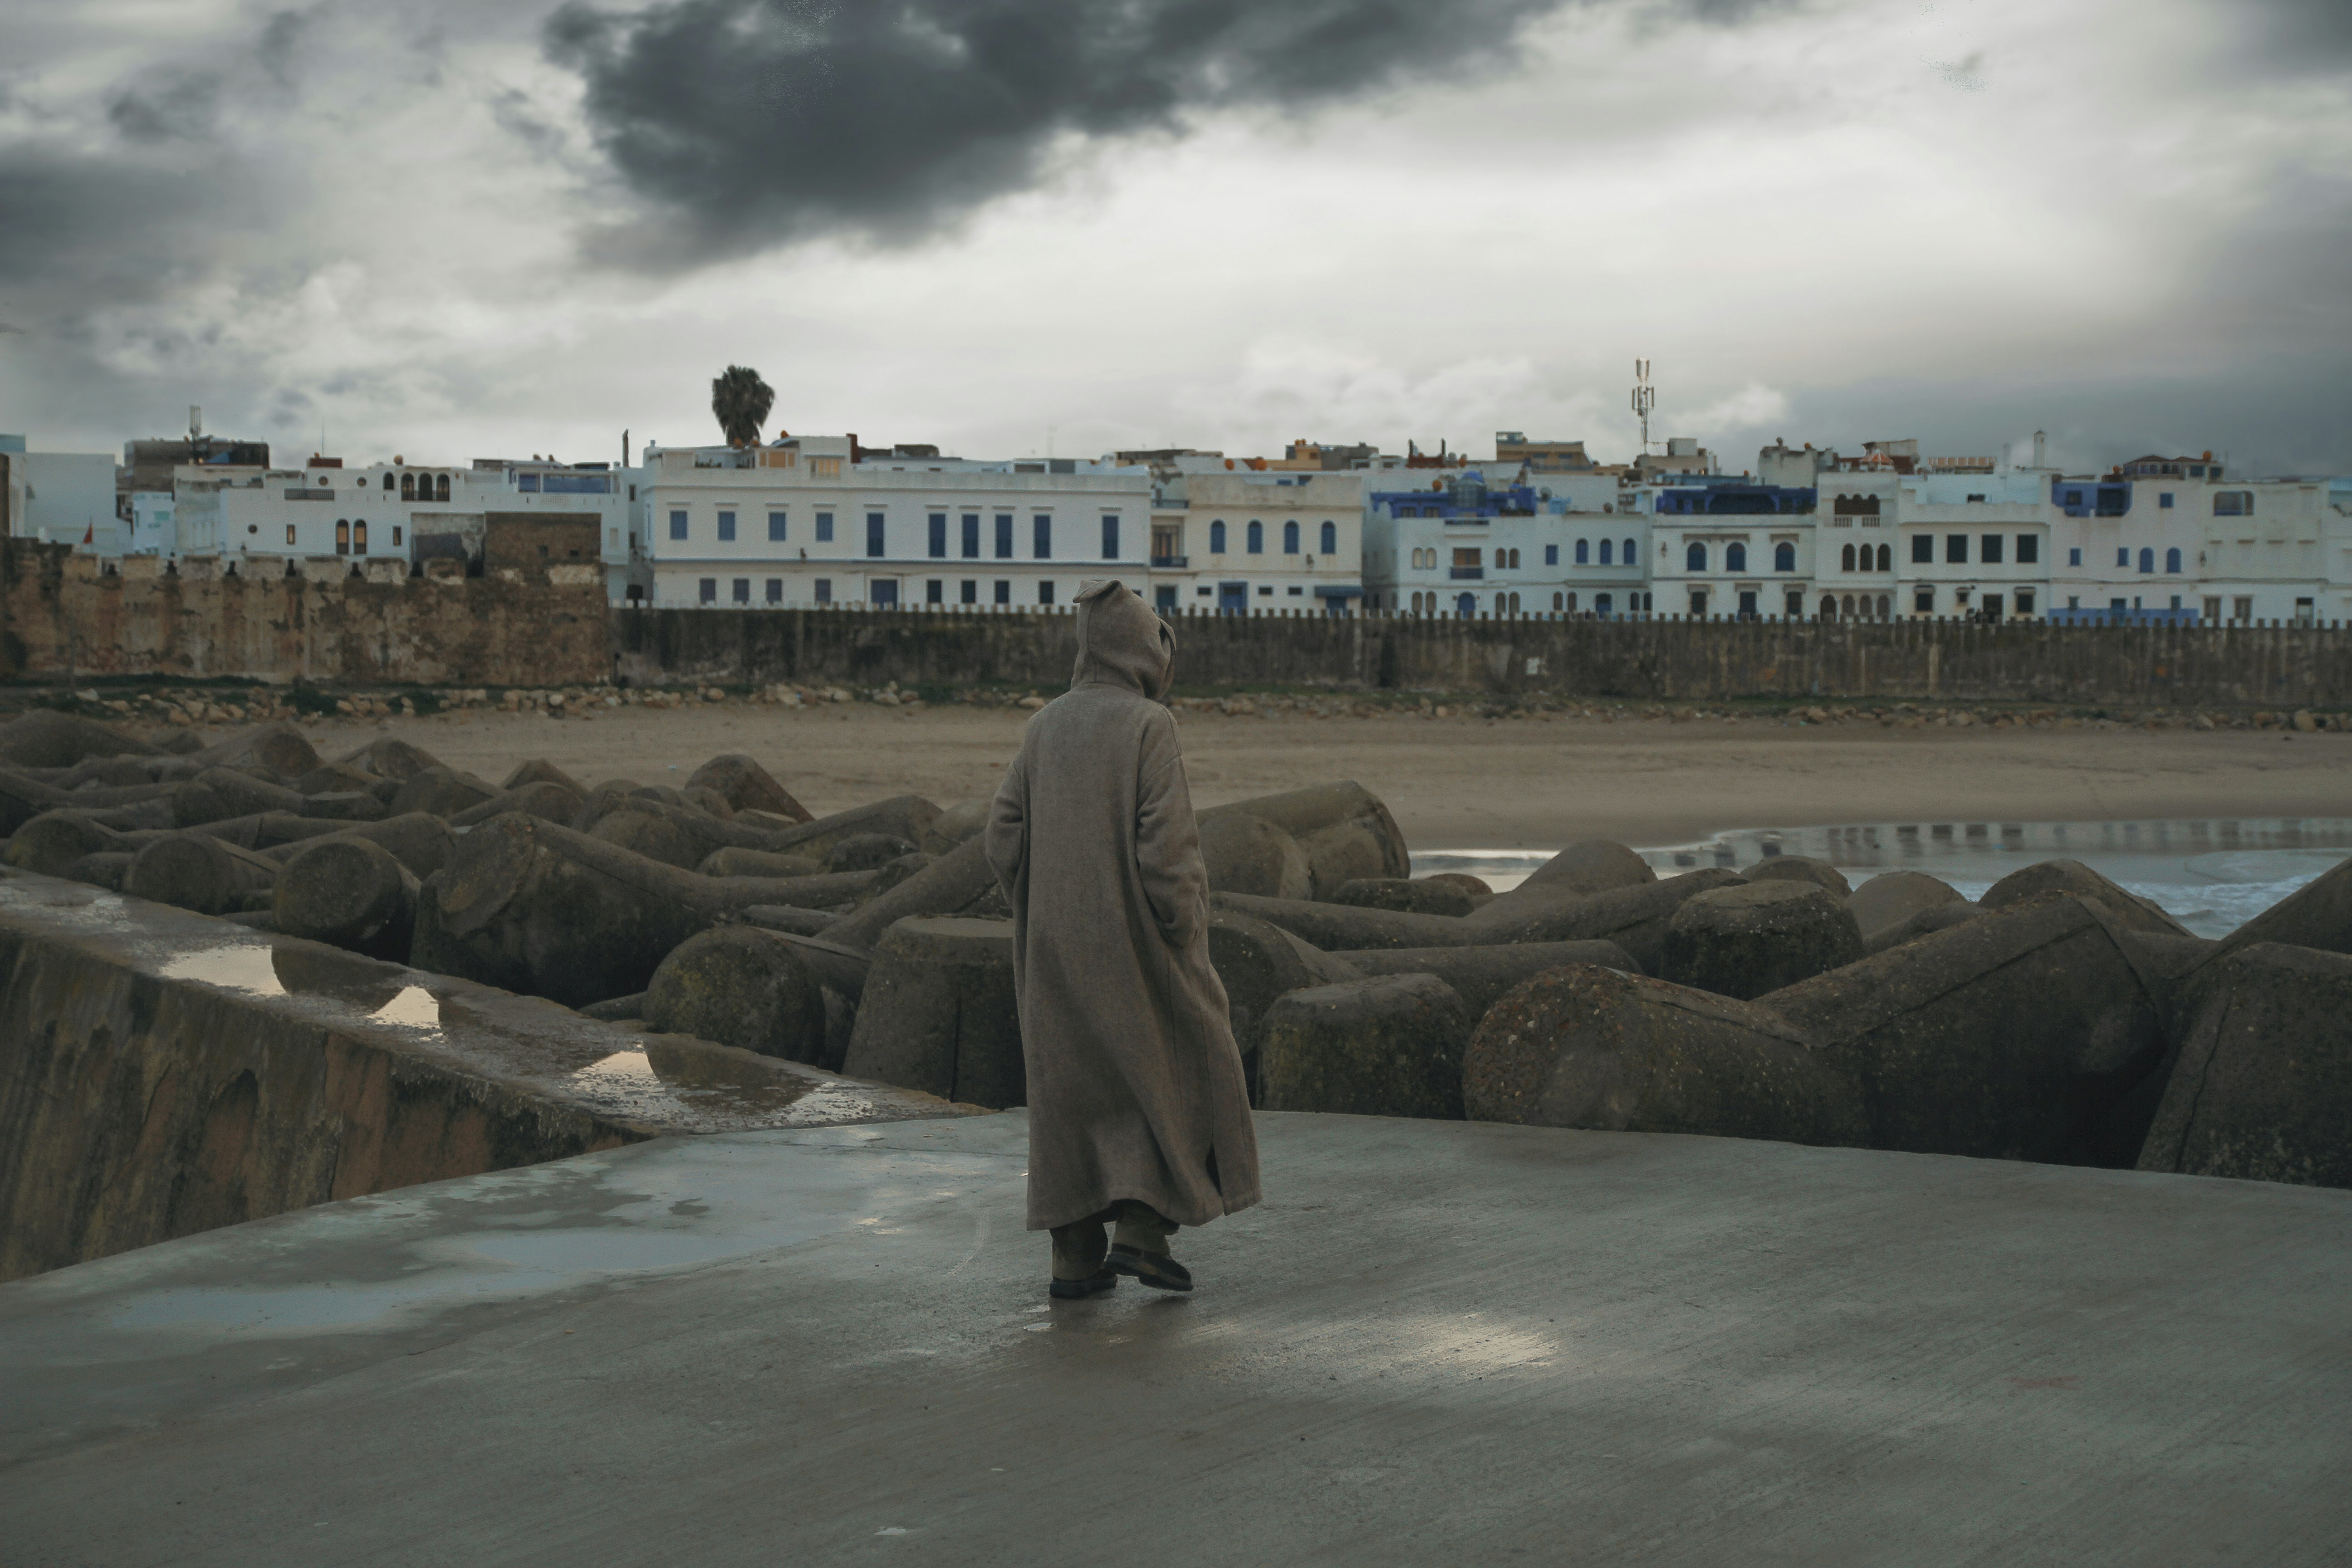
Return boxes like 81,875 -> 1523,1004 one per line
0,539 -> 607,686
614,606 -> 2352,708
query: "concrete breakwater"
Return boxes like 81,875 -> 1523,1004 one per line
0,872 -> 969,1282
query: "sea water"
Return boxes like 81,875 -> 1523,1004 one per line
1411,818 -> 2352,940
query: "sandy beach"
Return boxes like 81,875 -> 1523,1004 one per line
274,703 -> 2352,851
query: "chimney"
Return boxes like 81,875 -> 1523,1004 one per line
2032,430 -> 2047,469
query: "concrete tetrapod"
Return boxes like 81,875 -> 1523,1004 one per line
1197,781 -> 1410,897
415,814 -> 892,1007
191,724 -> 321,781
696,847 -> 824,880
1205,911 -> 1363,1096
918,799 -> 989,857
1198,812 -> 1313,901
387,767 -> 501,820
1333,939 -> 1643,1012
172,766 -> 308,826
824,833 -> 918,873
4,810 -> 123,879
0,708 -> 165,769
1742,856 -> 1853,898
685,754 -> 809,822
821,835 -> 1000,957
2207,854 -> 2352,963
1259,973 -> 1474,1120
500,758 -> 584,794
1505,839 -> 1656,902
1661,882 -> 1865,1000
2136,942 -> 2352,1189
334,736 -> 441,783
1465,965 -> 1869,1144
840,917 -> 1021,1108
642,926 -> 830,1067
273,837 -> 419,961
1980,859 -> 2190,938
1845,871 -> 1967,946
125,831 -> 281,916
755,795 -> 944,862
1468,893 -> 2171,1167
1332,877 -> 1479,917
254,812 -> 456,881
1466,869 -> 1748,973
447,780 -> 585,829
589,798 -> 822,871
1864,903 -> 1986,956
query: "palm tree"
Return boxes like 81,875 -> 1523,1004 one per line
711,365 -> 774,448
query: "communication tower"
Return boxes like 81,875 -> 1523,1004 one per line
1630,360 -> 1655,456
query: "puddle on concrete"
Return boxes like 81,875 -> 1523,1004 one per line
1415,817 -> 2352,939
157,945 -> 287,998
371,985 -> 443,1033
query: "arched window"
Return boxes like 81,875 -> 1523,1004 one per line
1877,594 -> 1891,618
400,472 -> 415,500
1320,521 -> 1336,554
1623,538 -> 1636,564
1575,539 -> 1589,565
2138,547 -> 2154,573
1841,543 -> 1856,571
1876,544 -> 1891,571
1563,592 -> 1578,613
1726,542 -> 1747,572
1776,542 -> 1796,573
1456,593 -> 1476,617
1820,595 -> 1837,619
1686,541 -> 1707,572
2166,547 -> 2182,573
1508,548 -> 1520,568
382,473 -> 394,492
1842,595 -> 1857,617
334,519 -> 350,554
1283,520 -> 1299,554
1599,538 -> 1612,565
1247,520 -> 1264,554
353,519 -> 367,554
434,474 -> 450,502
1553,592 -> 1563,611
1210,520 -> 1227,553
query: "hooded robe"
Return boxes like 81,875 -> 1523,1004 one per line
985,579 -> 1263,1232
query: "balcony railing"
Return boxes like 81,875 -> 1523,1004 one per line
1449,566 -> 1484,580
1150,554 -> 1188,568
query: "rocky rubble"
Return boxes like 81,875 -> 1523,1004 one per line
2,704 -> 2346,1192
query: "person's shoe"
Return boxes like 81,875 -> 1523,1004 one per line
1049,1267 -> 1118,1300
1106,1244 -> 1193,1292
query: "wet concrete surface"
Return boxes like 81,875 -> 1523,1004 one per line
3,1112 -> 2347,1565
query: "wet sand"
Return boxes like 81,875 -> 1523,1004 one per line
289,704 -> 2352,851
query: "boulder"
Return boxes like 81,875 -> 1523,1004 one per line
1424,872 -> 1493,899
502,758 -> 584,794
1198,812 -> 1312,901
1512,840 -> 1656,902
825,832 -> 918,873
1661,882 -> 1864,1000
1742,855 -> 1852,898
919,799 -> 990,857
1981,859 -> 2189,938
4,810 -> 123,878
2136,943 -> 2352,1189
0,710 -> 162,769
841,918 -> 1022,1106
125,831 -> 280,916
643,926 -> 830,1066
273,836 -> 419,961
387,766 -> 502,820
1259,973 -> 1471,1120
697,846 -> 825,880
685,754 -> 809,822
447,780 -> 584,828
1845,871 -> 1967,945
1331,877 -> 1477,918
1334,939 -> 1642,1013
1464,965 -> 1869,1144
1862,902 -> 1986,956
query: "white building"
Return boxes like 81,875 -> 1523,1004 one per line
127,492 -> 175,556
1895,470 -> 2051,621
1365,467 -> 1654,618
0,437 -> 122,552
173,457 -> 645,593
639,437 -> 1151,608
2191,475 -> 2342,625
1640,475 -> 1820,620
1147,468 -> 1365,615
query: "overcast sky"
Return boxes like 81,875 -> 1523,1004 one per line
1,0 -> 2346,476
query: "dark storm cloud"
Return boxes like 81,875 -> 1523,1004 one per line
2243,0 -> 2352,64
544,0 -> 1745,265
106,71 -> 227,143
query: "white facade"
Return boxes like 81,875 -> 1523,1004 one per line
1147,470 -> 1365,615
640,438 -> 1150,608
1894,471 -> 2051,621
127,492 -> 175,556
1365,469 -> 1655,618
173,459 -> 645,591
2190,477 -> 2343,625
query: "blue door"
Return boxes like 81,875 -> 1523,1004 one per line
1219,582 -> 1247,614
1455,593 -> 1476,617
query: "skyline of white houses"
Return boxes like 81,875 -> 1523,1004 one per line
6,421 -> 2347,625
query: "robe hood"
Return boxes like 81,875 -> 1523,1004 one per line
1071,578 -> 1175,701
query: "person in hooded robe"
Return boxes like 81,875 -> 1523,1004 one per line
985,578 -> 1262,1297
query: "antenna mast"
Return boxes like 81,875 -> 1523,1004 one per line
1630,360 -> 1655,456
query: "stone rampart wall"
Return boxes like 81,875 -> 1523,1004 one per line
0,540 -> 607,686
614,606 -> 2351,708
